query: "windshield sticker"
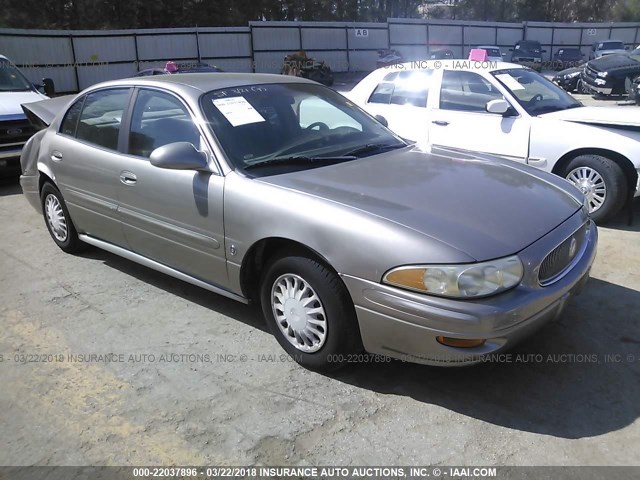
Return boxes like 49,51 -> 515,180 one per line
212,96 -> 265,127
495,73 -> 525,91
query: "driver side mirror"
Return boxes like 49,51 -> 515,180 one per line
42,78 -> 55,96
150,142 -> 209,171
486,99 -> 514,116
374,115 -> 389,127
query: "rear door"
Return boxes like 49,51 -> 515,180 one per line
116,87 -> 228,287
48,88 -> 132,246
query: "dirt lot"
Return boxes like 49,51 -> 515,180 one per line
1,82 -> 640,466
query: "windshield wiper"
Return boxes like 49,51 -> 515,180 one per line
244,155 -> 356,171
344,142 -> 406,157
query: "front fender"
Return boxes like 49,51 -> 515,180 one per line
529,118 -> 640,172
222,172 -> 474,295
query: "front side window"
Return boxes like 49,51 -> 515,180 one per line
75,89 -> 130,151
200,83 -> 404,176
439,70 -> 503,112
128,89 -> 200,158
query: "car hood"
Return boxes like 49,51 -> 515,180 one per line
0,91 -> 46,117
555,67 -> 582,77
596,49 -> 628,57
588,53 -> 639,71
258,148 -> 581,261
541,106 -> 640,127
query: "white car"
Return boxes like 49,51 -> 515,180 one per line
345,60 -> 640,222
0,54 -> 52,174
475,45 -> 505,62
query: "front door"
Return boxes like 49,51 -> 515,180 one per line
429,69 -> 530,163
116,88 -> 228,288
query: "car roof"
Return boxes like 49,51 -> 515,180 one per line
596,40 -> 624,45
477,45 -> 501,49
80,72 -> 316,96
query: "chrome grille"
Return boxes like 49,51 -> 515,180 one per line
538,222 -> 589,286
0,119 -> 35,145
584,65 -> 599,80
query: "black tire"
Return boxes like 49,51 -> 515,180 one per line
624,76 -> 633,95
307,68 -> 334,86
260,254 -> 362,371
40,182 -> 85,253
562,154 -> 628,223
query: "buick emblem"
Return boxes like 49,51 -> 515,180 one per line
568,237 -> 578,259
6,128 -> 22,136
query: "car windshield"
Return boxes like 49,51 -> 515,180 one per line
516,42 -> 541,54
0,58 -> 33,92
492,68 -> 582,115
600,41 -> 624,50
560,49 -> 580,57
200,83 -> 405,175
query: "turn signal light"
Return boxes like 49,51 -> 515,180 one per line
436,336 -> 486,348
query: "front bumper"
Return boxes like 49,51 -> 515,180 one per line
343,211 -> 597,366
0,144 -> 23,174
581,73 -> 614,95
513,59 -> 542,70
553,76 -> 579,91
20,173 -> 42,213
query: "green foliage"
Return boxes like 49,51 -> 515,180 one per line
0,0 -> 636,28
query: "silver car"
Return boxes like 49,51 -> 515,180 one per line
20,73 -> 597,370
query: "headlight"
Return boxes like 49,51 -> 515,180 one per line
567,71 -> 581,79
597,71 -> 608,78
383,255 -> 524,299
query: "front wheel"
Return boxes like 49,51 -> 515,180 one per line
563,155 -> 628,223
260,255 -> 362,371
41,182 -> 85,253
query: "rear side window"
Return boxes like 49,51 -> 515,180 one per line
128,89 -> 200,158
390,70 -> 432,107
76,89 -> 130,151
60,97 -> 84,137
368,71 -> 399,104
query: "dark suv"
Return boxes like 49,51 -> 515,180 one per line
510,40 -> 546,71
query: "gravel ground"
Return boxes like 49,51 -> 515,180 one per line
1,79 -> 639,466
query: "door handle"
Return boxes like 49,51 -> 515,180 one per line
432,120 -> 450,126
119,171 -> 137,185
51,151 -> 63,162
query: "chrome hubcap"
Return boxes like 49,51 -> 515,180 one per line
566,167 -> 606,213
271,274 -> 327,353
45,194 -> 68,242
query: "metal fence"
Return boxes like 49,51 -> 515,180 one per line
2,19 -> 640,93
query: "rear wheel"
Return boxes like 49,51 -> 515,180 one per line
562,154 -> 628,223
40,182 -> 85,253
260,254 -> 361,371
